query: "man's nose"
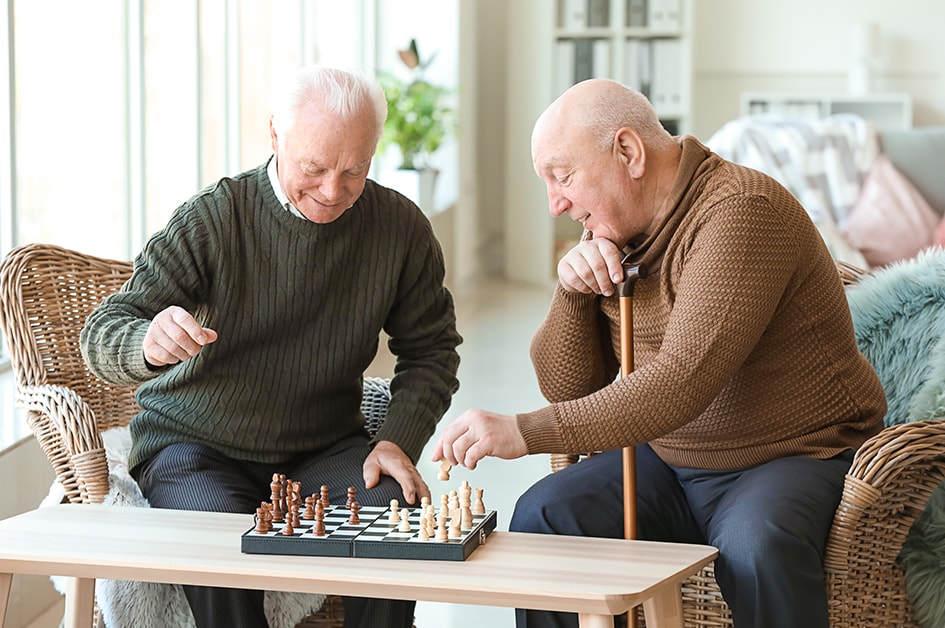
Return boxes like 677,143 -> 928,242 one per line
320,174 -> 344,202
548,190 -> 571,217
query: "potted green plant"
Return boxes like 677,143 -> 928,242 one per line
377,39 -> 455,173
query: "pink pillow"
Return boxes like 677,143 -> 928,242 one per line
842,154 -> 940,267
934,213 -> 945,248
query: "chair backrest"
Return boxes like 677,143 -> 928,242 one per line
0,243 -> 139,500
0,243 -> 395,504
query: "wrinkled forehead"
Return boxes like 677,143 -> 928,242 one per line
532,112 -> 584,173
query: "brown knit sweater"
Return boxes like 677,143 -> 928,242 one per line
518,137 -> 886,470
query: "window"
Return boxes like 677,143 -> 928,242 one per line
12,1 -> 129,259
0,0 -> 458,439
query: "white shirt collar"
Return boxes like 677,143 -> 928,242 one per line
267,155 -> 308,221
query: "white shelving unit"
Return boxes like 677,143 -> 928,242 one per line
740,92 -> 913,130
505,0 -> 692,285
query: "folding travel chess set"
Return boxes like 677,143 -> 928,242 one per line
241,471 -> 497,561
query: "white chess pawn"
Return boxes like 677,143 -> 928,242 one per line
389,499 -> 400,523
398,508 -> 411,532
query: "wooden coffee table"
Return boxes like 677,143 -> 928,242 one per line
0,504 -> 717,628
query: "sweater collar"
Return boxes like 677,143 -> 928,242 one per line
622,136 -> 719,273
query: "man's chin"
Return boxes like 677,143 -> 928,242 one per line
300,203 -> 350,223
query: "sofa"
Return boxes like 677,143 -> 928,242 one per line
706,115 -> 945,271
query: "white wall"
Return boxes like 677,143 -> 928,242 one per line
467,0 -> 508,280
689,0 -> 945,140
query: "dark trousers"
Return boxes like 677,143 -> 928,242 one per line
132,437 -> 415,628
510,444 -> 853,628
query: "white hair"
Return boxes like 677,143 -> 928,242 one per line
270,65 -> 387,144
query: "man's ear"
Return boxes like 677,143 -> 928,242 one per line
269,117 -> 279,154
614,127 -> 645,179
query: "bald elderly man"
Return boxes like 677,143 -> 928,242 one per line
432,79 -> 885,628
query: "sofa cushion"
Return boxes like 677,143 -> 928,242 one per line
841,154 -> 939,267
880,127 -> 945,217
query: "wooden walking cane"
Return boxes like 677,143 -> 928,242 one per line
620,262 -> 645,628
619,263 -> 646,541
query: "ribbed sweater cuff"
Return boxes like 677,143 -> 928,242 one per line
517,406 -> 566,454
553,282 -> 601,314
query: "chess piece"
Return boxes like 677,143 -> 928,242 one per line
389,499 -> 400,523
283,518 -> 294,536
270,473 -> 285,523
348,501 -> 360,525
460,481 -> 473,530
398,508 -> 411,532
313,504 -> 326,537
320,485 -> 330,510
303,495 -> 316,520
437,459 -> 452,481
312,501 -> 325,536
424,505 -> 436,539
254,505 -> 270,534
472,488 -> 486,515
346,486 -> 357,509
435,514 -> 448,542
449,509 -> 462,539
278,474 -> 288,514
288,482 -> 301,527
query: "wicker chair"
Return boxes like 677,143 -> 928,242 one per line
550,261 -> 945,628
0,242 -> 392,628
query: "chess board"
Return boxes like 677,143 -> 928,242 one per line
241,504 -> 498,561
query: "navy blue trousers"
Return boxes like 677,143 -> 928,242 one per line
132,437 -> 415,628
510,444 -> 853,628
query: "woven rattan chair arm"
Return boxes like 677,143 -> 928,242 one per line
849,419 -> 945,487
836,260 -> 868,286
19,383 -> 110,504
361,377 -> 392,437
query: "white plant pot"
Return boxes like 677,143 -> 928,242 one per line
379,167 -> 439,212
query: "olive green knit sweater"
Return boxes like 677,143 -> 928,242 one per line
81,161 -> 461,471
518,137 -> 886,470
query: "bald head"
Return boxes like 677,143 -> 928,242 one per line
532,79 -> 674,161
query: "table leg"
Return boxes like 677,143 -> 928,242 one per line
577,613 -> 616,628
642,584 -> 684,628
62,577 -> 95,628
0,572 -> 11,626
